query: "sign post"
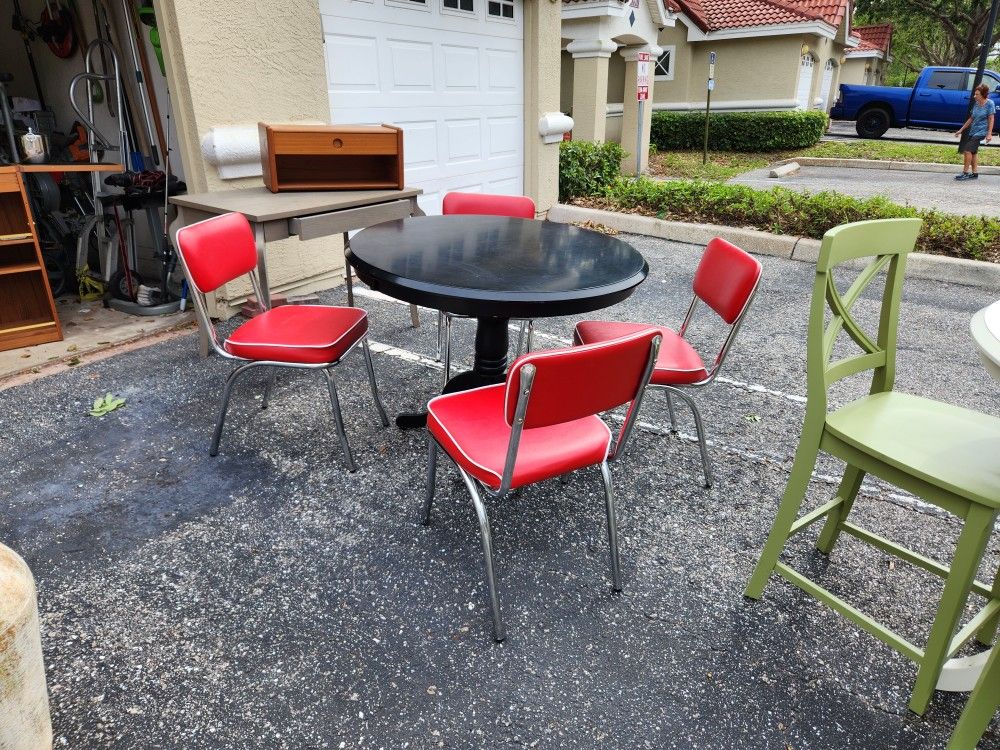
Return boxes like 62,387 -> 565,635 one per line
636,51 -> 650,177
703,51 -> 715,165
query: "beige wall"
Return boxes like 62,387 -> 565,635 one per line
840,57 -> 887,87
666,34 -> 806,107
523,0 -> 562,214
157,0 -> 342,317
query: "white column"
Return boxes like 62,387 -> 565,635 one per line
566,40 -> 619,142
619,45 -> 662,175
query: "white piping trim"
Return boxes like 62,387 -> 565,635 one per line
574,321 -> 706,374
428,384 -> 510,486
503,327 -> 661,422
225,306 -> 366,350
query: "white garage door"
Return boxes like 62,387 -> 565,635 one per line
820,59 -> 837,111
796,54 -> 815,110
319,0 -> 525,215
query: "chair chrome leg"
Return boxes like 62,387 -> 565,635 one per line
261,367 -> 276,410
514,320 -> 534,357
323,369 -> 357,472
669,387 -> 713,488
422,436 -> 438,525
361,338 -> 390,427
210,363 -> 256,457
436,310 -> 444,361
664,390 -> 678,433
457,467 -> 505,642
409,303 -> 420,328
600,461 -> 623,592
442,314 -> 453,387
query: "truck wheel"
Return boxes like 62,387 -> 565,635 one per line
856,107 -> 890,139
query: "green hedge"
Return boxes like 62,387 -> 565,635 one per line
594,178 -> 1000,262
650,110 -> 828,152
559,140 -> 627,202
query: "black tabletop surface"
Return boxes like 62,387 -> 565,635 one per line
347,215 -> 648,319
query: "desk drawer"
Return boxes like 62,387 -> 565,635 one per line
289,199 -> 414,241
271,130 -> 398,157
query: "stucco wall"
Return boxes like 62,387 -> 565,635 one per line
675,35 -> 805,107
156,0 -> 347,317
523,0 -> 562,213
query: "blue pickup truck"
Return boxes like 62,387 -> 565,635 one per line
831,66 -> 1000,138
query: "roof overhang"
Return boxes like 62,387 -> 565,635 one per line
844,49 -> 885,59
681,17 -> 839,42
561,0 -> 628,19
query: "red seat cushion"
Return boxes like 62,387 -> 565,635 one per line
574,320 -> 708,385
428,384 -> 613,490
224,305 -> 368,365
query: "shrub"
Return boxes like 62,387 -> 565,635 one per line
559,140 -> 627,201
650,110 -> 828,152
593,177 -> 1000,262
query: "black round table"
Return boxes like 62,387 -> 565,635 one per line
347,215 -> 648,427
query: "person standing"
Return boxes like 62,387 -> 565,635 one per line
954,83 -> 996,180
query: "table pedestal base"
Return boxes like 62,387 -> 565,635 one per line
396,317 -> 510,429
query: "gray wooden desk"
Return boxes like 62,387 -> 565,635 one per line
169,186 -> 424,356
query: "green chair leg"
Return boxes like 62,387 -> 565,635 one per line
946,644 -> 1000,750
815,464 -> 866,555
909,503 -> 997,716
975,565 -> 1000,648
744,437 -> 821,600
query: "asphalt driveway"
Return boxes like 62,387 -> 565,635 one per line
731,164 -> 1000,216
1,237 -> 998,749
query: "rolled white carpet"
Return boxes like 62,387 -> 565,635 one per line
0,544 -> 52,750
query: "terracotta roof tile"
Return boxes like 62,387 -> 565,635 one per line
668,0 -> 850,31
849,23 -> 893,53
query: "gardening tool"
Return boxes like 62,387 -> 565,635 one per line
38,2 -> 76,58
67,0 -> 103,104
112,0 -> 159,166
137,0 -> 164,76
11,0 -> 47,109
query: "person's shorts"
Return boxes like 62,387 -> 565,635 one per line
963,137 -> 983,154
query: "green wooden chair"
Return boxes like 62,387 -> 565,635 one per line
947,644 -> 999,749
744,217 -> 1000,717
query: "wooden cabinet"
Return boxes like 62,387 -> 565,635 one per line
0,167 -> 61,351
259,123 -> 405,192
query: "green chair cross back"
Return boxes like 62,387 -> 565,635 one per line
744,217 -> 1000,718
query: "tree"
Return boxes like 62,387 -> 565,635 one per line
856,0 -> 1000,68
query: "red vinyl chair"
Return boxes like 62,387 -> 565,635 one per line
175,212 -> 389,471
438,192 -> 536,384
423,327 -> 662,641
574,237 -> 762,488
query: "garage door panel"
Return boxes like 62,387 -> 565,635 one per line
321,0 -> 523,214
486,49 -> 519,91
325,35 -> 381,91
441,45 -> 481,90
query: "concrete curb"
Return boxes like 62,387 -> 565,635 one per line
547,203 -> 1000,289
773,157 -> 1000,176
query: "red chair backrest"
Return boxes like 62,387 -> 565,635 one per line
692,238 -> 762,325
175,212 -> 258,293
442,192 -> 536,219
504,328 -> 659,429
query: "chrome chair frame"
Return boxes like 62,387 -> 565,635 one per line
646,281 -> 761,489
437,312 -> 532,387
422,336 -> 661,642
176,250 -> 389,472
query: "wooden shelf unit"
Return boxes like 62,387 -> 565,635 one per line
0,167 -> 62,351
259,123 -> 405,193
